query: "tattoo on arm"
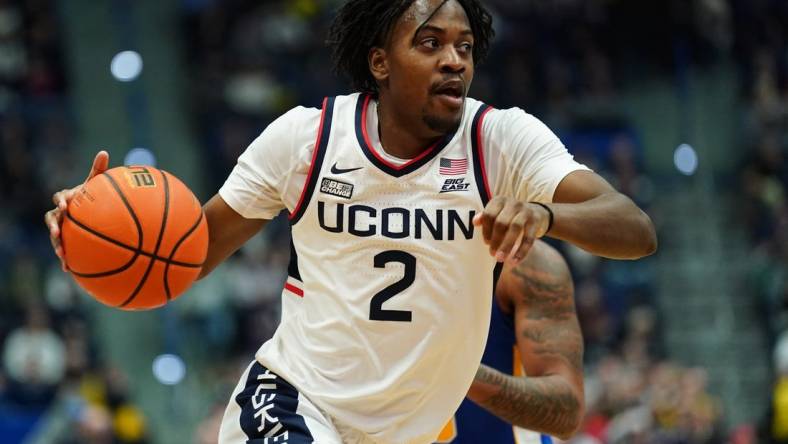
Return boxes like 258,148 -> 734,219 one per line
473,364 -> 580,437
520,321 -> 583,373
511,251 -> 573,320
472,245 -> 584,437
511,250 -> 584,372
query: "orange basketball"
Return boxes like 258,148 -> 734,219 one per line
61,166 -> 208,310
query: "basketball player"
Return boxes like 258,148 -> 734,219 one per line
436,240 -> 583,443
45,1 -> 656,442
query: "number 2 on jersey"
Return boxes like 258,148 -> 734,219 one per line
370,251 -> 415,322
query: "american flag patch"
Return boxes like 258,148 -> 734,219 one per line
439,158 -> 468,175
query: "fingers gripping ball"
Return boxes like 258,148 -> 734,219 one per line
61,166 -> 208,310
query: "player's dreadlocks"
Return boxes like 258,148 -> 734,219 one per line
327,0 -> 494,94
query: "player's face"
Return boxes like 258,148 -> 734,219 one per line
381,0 -> 475,135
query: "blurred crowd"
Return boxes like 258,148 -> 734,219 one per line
731,2 -> 788,444
0,0 -> 149,443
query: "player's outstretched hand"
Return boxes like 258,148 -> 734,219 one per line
44,151 -> 110,272
472,197 -> 551,263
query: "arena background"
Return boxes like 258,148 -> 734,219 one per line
0,0 -> 785,443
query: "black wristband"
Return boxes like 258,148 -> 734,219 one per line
530,202 -> 554,234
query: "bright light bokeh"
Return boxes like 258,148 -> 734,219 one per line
111,50 -> 143,82
124,147 -> 156,167
152,354 -> 185,386
674,143 -> 698,176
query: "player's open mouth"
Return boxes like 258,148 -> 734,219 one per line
433,80 -> 465,109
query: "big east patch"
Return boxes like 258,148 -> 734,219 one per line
440,178 -> 470,193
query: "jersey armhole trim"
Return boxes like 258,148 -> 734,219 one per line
471,104 -> 494,206
289,97 -> 335,224
285,239 -> 304,297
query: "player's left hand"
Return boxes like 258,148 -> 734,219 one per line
472,197 -> 551,263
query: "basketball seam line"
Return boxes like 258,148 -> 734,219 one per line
67,172 -> 146,278
66,212 -> 144,278
164,206 -> 205,301
121,170 -> 171,308
66,212 -> 203,269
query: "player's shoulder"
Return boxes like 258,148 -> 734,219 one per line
254,98 -> 339,149
276,92 -> 361,125
487,106 -> 549,133
274,103 -> 324,129
464,98 -> 539,124
465,99 -> 556,146
242,101 -> 329,161
252,93 -> 365,152
330,91 -> 363,106
463,96 -> 487,113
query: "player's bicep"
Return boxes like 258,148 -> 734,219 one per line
552,169 -> 617,204
483,108 -> 589,203
199,194 -> 269,278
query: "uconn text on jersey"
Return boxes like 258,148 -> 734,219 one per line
317,201 -> 476,240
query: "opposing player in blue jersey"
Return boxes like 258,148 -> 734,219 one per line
437,240 -> 583,443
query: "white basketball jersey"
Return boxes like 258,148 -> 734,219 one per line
256,93 -> 499,443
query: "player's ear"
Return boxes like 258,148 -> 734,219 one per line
369,47 -> 389,83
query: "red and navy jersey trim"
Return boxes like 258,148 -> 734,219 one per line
289,97 -> 335,225
284,279 -> 304,298
354,94 -> 457,178
471,104 -> 494,206
285,239 -> 304,297
287,239 -> 301,281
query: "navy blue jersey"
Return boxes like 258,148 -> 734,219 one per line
435,298 -> 553,444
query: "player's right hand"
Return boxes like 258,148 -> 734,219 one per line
45,151 -> 110,272
473,196 -> 551,264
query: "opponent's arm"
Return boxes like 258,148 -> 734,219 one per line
199,194 -> 268,278
467,243 -> 584,440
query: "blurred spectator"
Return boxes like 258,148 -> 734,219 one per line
0,0 -> 27,87
194,402 -> 225,444
51,365 -> 151,444
569,348 -> 724,443
0,1 -> 149,442
69,405 -> 114,444
731,4 -> 788,440
2,304 -> 65,407
762,331 -> 788,443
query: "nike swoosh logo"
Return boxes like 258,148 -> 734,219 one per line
330,163 -> 363,175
